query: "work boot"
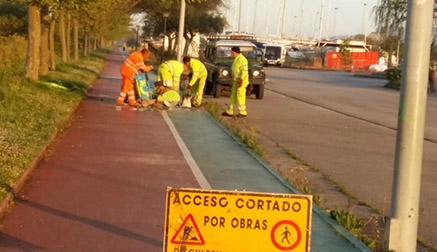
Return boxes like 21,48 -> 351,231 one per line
116,101 -> 128,106
130,103 -> 142,108
141,99 -> 156,107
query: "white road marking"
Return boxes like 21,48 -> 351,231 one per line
162,111 -> 212,189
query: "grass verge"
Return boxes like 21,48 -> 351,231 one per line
0,48 -> 107,203
203,101 -> 264,158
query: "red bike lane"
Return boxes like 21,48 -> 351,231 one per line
0,49 -> 200,251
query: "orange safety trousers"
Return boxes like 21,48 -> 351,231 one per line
116,75 -> 136,105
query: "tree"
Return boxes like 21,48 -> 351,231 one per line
23,4 -> 41,81
39,5 -> 50,75
373,0 -> 437,66
140,0 -> 225,57
58,10 -> 68,62
339,39 -> 353,67
22,0 -> 206,81
373,0 -> 407,66
49,17 -> 56,70
183,13 -> 226,55
0,0 -> 27,36
73,17 -> 79,60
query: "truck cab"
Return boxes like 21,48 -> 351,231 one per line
263,43 -> 287,67
203,38 -> 266,99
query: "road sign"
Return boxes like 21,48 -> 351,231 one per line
163,187 -> 312,252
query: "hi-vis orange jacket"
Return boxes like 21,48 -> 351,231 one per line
120,51 -> 152,80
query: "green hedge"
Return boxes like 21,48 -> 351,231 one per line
386,67 -> 402,83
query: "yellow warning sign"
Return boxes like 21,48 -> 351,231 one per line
170,214 -> 205,245
163,187 -> 312,252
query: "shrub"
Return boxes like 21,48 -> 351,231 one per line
0,1 -> 27,36
329,209 -> 363,236
0,35 -> 27,74
339,39 -> 353,66
386,67 -> 402,83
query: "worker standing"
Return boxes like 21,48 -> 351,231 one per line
157,60 -> 185,91
222,46 -> 249,117
182,56 -> 207,107
116,48 -> 153,107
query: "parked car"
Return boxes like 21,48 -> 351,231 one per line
203,38 -> 266,99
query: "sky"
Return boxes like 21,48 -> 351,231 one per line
221,0 -> 379,39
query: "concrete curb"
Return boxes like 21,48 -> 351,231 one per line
0,53 -> 107,221
353,73 -> 387,79
202,110 -> 373,252
0,132 -> 57,220
0,97 -> 84,221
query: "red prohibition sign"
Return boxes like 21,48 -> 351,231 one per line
270,220 -> 302,251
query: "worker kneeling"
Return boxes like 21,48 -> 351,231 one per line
154,60 -> 185,107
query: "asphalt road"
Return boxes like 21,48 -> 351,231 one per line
210,67 -> 437,247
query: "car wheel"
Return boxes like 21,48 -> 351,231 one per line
214,83 -> 222,98
255,85 -> 264,100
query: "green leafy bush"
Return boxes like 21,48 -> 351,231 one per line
339,39 -> 353,66
329,209 -> 363,236
0,35 -> 27,73
386,67 -> 402,83
0,1 -> 27,36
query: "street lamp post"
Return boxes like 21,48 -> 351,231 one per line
135,26 -> 140,51
313,11 -> 319,40
161,11 -> 170,63
280,0 -> 287,38
293,16 -> 297,37
298,0 -> 304,39
318,0 -> 324,41
363,3 -> 367,43
333,7 -> 338,38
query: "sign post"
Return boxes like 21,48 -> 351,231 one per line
164,187 -> 312,252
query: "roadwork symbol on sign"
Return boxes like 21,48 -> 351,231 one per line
163,187 -> 312,252
171,214 -> 205,245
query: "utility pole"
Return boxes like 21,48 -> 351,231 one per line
293,16 -> 297,37
176,0 -> 185,62
325,0 -> 330,39
266,0 -> 271,36
313,11 -> 319,40
238,0 -> 242,34
253,0 -> 258,34
135,26 -> 139,51
333,7 -> 338,38
246,0 -> 250,33
232,3 -> 237,34
318,0 -> 324,41
281,0 -> 287,38
383,0 -> 434,251
298,0 -> 304,39
363,3 -> 367,43
276,1 -> 281,37
161,12 -> 170,63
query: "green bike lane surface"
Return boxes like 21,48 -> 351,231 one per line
168,109 -> 372,252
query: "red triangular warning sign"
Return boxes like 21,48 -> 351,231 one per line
171,214 -> 205,245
